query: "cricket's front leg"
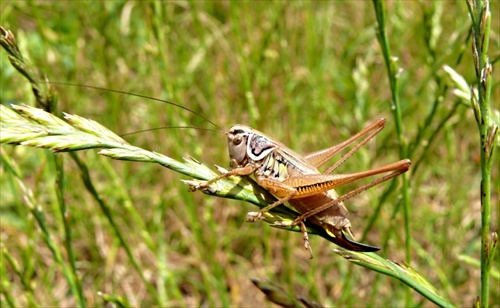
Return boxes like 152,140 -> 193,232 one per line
189,164 -> 256,191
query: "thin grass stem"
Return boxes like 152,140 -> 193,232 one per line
371,0 -> 412,285
466,0 -> 498,306
53,154 -> 85,305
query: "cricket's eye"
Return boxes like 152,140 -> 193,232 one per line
233,135 -> 243,145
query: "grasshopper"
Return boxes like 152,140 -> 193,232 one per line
40,82 -> 410,257
190,118 -> 411,257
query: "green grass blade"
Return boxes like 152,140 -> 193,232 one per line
334,249 -> 454,307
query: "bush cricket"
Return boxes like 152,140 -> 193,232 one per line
189,119 -> 411,258
39,82 -> 411,258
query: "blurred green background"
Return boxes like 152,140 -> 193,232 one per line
1,1 -> 498,306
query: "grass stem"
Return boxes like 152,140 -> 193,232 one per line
371,5 -> 412,306
466,0 -> 498,306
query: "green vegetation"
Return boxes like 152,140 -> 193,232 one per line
1,1 -> 498,306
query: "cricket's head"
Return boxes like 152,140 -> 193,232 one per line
227,125 -> 276,169
226,125 -> 252,168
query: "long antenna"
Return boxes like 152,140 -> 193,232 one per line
120,126 -> 224,137
44,81 -> 221,129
